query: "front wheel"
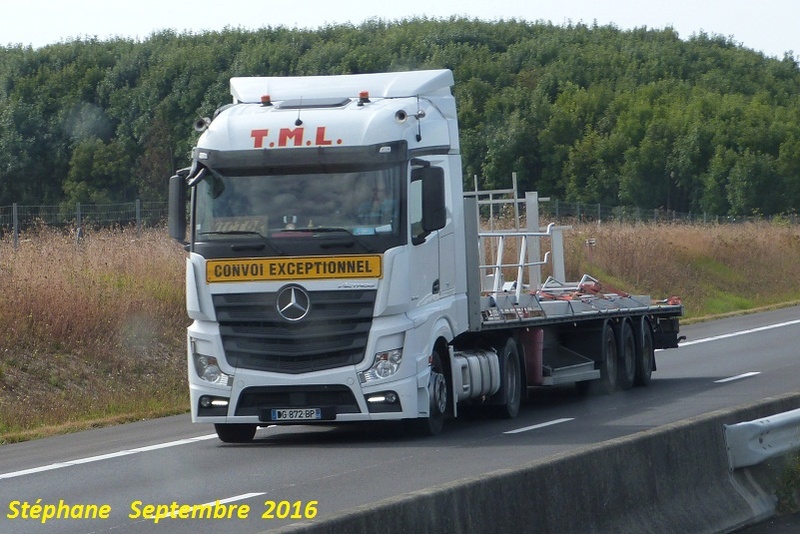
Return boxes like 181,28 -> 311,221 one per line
214,423 -> 257,443
404,351 -> 448,436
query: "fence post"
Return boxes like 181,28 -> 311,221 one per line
76,202 -> 83,244
135,199 -> 142,237
12,203 -> 19,250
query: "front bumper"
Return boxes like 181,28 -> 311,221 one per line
189,366 -> 421,425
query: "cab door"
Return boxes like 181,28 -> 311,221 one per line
407,165 -> 447,308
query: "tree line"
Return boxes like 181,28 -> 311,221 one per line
1,17 -> 799,216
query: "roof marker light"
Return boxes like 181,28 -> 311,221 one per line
358,90 -> 370,106
261,94 -> 272,106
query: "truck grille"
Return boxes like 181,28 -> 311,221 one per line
213,290 -> 375,374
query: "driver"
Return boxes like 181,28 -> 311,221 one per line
356,177 -> 395,225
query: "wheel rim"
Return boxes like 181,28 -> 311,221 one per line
431,371 -> 447,415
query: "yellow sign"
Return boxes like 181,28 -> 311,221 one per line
206,255 -> 382,283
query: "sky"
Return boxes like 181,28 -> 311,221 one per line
3,0 -> 799,59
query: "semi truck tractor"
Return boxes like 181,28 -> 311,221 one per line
168,69 -> 683,442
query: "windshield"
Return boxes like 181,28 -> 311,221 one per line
194,166 -> 403,243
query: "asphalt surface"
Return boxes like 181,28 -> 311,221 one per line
735,512 -> 800,533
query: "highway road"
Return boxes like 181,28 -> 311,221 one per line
1,306 -> 799,533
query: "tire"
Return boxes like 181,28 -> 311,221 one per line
214,423 -> 257,443
493,338 -> 522,419
596,321 -> 618,395
404,351 -> 448,436
634,318 -> 655,387
617,320 -> 636,391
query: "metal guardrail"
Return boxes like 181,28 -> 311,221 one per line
724,408 -> 800,470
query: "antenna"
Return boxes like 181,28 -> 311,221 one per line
295,97 -> 303,126
415,95 -> 425,142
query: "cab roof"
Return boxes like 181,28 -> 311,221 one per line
230,69 -> 454,104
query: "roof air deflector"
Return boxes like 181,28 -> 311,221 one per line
276,97 -> 351,109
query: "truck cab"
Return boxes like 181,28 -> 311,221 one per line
170,70 -> 469,441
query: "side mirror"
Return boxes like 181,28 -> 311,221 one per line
168,171 -> 188,244
421,167 -> 446,232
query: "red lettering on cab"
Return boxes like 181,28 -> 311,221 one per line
251,129 -> 269,148
315,127 -> 332,146
279,128 -> 304,147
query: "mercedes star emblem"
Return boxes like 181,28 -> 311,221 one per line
276,285 -> 311,322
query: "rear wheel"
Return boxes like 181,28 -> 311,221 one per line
596,322 -> 618,395
214,423 -> 257,443
404,351 -> 448,436
493,338 -> 522,419
617,320 -> 636,391
634,318 -> 655,387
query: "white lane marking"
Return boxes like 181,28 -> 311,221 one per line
0,433 -> 218,480
677,319 -> 800,348
714,372 -> 761,383
207,492 -> 265,505
504,418 -> 574,434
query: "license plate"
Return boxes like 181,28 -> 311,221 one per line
271,408 -> 322,421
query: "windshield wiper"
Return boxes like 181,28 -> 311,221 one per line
197,231 -> 285,255
281,227 -> 374,252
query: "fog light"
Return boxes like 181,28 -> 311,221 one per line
198,395 -> 229,416
200,396 -> 228,408
366,391 -> 398,404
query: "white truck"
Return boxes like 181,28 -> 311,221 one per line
168,69 -> 683,442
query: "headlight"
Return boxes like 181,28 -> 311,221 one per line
361,348 -> 403,382
191,342 -> 232,386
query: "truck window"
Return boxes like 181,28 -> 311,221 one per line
409,179 -> 424,241
194,165 -> 404,244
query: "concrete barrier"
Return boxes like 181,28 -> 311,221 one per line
276,392 -> 800,534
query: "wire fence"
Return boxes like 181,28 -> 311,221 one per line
471,175 -> 799,226
2,189 -> 797,249
539,200 -> 788,225
0,200 -> 169,248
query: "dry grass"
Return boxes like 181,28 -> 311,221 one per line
480,217 -> 800,319
0,226 -> 188,443
2,220 -> 800,443
564,221 -> 800,318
